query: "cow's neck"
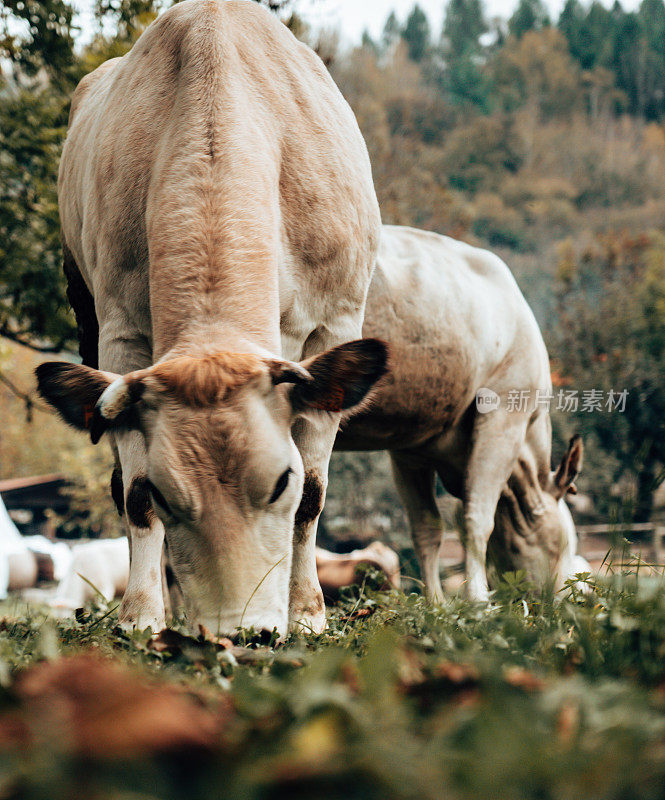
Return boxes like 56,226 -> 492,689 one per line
496,452 -> 548,537
149,267 -> 282,360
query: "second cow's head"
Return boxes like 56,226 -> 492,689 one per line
36,339 -> 388,635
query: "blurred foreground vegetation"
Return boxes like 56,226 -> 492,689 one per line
1,569 -> 665,798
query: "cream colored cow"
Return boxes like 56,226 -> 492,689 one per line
36,0 -> 383,637
336,225 -> 589,600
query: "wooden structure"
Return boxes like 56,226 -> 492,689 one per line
0,474 -> 70,537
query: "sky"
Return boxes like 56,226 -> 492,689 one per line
70,0 -> 642,45
289,0 -> 641,41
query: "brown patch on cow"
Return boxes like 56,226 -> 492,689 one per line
309,591 -> 325,613
294,470 -> 325,535
136,353 -> 265,407
111,464 -> 124,517
126,476 -> 155,529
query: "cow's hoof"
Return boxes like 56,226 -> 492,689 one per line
288,592 -> 327,635
425,585 -> 446,605
118,598 -> 165,633
288,610 -> 327,635
463,582 -> 490,603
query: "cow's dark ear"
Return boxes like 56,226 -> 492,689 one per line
36,362 -> 118,432
290,339 -> 388,413
553,434 -> 584,499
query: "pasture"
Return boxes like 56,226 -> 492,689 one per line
3,0 -> 665,797
1,565 -> 665,799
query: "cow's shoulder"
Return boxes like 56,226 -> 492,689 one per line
68,57 -> 122,127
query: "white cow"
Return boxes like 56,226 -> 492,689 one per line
49,538 -> 130,612
36,0 -> 383,637
335,226 -> 590,600
0,495 -> 72,597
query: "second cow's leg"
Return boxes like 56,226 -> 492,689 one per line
390,453 -> 445,602
463,410 -> 529,601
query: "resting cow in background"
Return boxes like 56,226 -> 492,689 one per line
335,225 -> 589,601
48,538 -> 400,613
36,0 -> 383,637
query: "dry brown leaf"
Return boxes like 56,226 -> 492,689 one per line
0,654 -> 229,759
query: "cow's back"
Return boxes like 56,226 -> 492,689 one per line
59,0 -> 380,356
336,225 -> 551,451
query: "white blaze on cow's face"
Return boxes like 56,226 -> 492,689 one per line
36,340 -> 388,636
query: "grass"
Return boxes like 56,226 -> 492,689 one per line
1,567 -> 665,799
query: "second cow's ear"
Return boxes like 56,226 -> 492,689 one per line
289,339 -> 389,414
553,434 -> 584,499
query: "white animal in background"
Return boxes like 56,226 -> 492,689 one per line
49,538 -> 130,613
335,225 -> 590,601
47,538 -> 399,616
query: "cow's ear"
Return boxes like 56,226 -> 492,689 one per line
288,339 -> 388,413
553,434 -> 584,499
36,362 -> 119,433
36,362 -> 146,444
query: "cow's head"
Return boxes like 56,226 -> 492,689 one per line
489,435 -> 588,591
36,339 -> 388,635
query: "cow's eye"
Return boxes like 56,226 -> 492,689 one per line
147,480 -> 172,516
269,468 -> 292,504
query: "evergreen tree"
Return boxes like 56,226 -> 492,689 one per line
640,0 -> 665,54
361,29 -> 379,56
401,4 -> 431,62
442,0 -> 487,58
508,0 -> 551,38
439,0 -> 489,107
382,11 -> 401,52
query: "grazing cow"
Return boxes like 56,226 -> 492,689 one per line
36,0 -> 384,636
335,225 -> 589,601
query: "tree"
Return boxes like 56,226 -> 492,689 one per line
401,4 -> 430,62
508,0 -> 550,38
442,0 -> 487,59
490,28 -> 582,119
436,0 -> 490,108
552,233 -> 665,521
382,11 -> 401,53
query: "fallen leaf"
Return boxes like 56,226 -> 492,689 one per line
0,654 -> 229,759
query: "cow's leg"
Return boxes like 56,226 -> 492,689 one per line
288,411 -> 334,634
463,410 -> 529,601
390,453 -> 445,602
99,330 -> 165,630
112,432 -> 166,630
288,319 -> 376,634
